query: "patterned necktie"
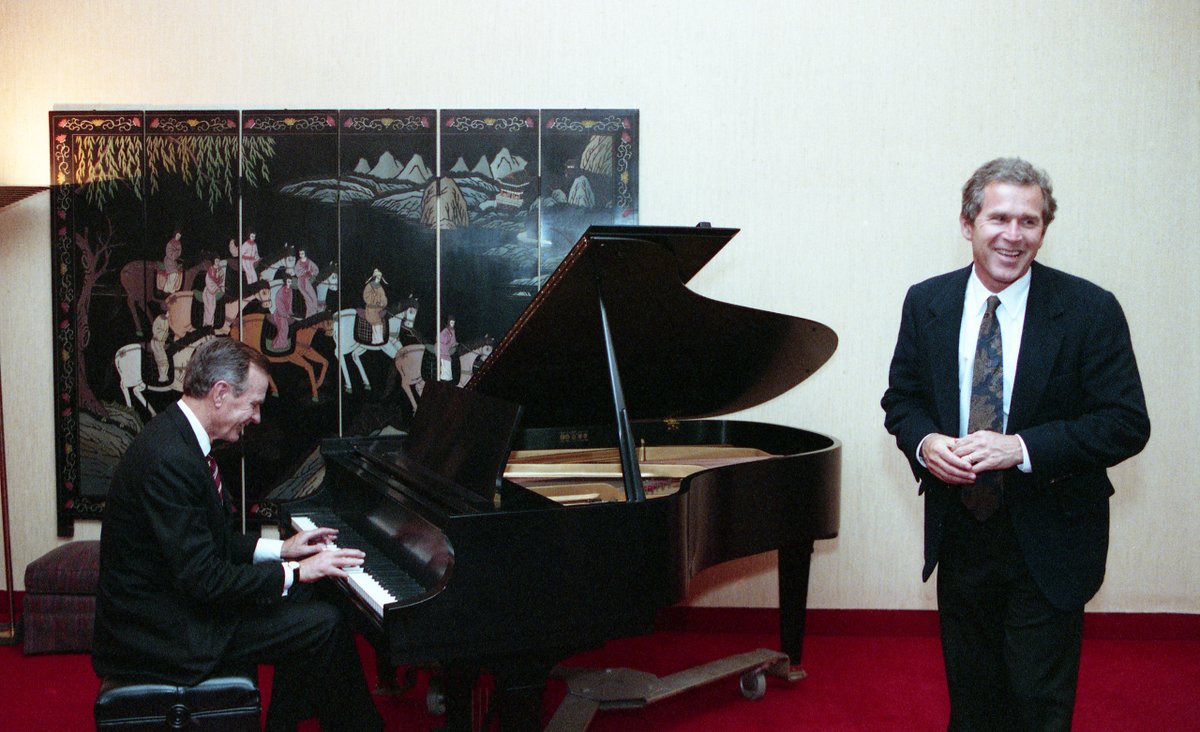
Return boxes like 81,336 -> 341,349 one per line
205,454 -> 224,505
962,295 -> 1004,521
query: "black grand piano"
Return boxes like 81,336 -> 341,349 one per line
282,225 -> 840,730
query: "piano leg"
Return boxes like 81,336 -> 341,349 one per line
375,656 -> 399,694
436,662 -> 482,732
436,658 -> 556,732
433,658 -> 555,732
491,655 -> 558,732
778,541 -> 815,680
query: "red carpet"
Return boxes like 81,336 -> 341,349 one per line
2,612 -> 1197,730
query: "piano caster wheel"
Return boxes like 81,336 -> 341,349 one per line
739,669 -> 767,700
426,685 -> 447,716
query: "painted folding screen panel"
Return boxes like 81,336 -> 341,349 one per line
333,110 -> 438,426
436,110 -> 541,392
49,109 -> 638,535
217,111 -> 337,521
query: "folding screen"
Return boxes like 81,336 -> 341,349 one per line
49,109 -> 638,535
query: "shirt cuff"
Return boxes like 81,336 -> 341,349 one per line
254,538 -> 284,563
1016,434 -> 1032,473
915,435 -> 929,468
282,561 -> 299,596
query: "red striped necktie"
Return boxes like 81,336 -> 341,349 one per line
205,454 -> 224,504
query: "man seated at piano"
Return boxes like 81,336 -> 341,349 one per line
92,338 -> 386,732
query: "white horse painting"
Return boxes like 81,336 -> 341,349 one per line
329,308 -> 408,393
113,334 -> 213,416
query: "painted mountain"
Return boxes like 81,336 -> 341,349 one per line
280,148 -> 553,231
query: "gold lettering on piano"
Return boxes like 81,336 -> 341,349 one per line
556,429 -> 591,444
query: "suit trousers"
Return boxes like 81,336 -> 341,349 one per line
221,585 -> 383,732
936,504 -> 1083,732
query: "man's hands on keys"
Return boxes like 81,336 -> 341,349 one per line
282,527 -> 365,584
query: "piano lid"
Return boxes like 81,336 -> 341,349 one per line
466,225 -> 838,428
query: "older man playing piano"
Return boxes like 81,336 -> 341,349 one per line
93,338 -> 384,731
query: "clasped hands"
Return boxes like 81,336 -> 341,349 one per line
281,527 -> 366,584
921,430 -> 1023,485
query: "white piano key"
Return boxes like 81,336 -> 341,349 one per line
347,572 -> 396,616
290,512 -> 408,617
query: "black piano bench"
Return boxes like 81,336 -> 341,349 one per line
93,676 -> 260,731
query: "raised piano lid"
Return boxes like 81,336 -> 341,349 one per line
466,224 -> 838,427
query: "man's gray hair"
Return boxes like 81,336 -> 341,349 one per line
961,157 -> 1057,228
182,338 -> 269,398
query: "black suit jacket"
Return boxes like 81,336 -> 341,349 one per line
93,402 -> 285,684
882,261 -> 1150,610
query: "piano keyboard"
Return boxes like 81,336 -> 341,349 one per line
291,513 -> 425,616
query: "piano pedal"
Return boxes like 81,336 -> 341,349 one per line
425,667 -> 495,732
373,664 -> 418,697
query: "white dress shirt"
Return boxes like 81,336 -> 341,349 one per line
958,267 -> 1032,472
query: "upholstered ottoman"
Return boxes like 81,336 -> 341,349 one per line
94,676 -> 261,730
21,540 -> 100,654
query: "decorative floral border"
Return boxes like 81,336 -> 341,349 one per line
341,111 -> 434,133
243,111 -> 338,133
49,112 -> 145,532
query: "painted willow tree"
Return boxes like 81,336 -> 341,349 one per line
68,131 -> 276,417
73,133 -> 275,211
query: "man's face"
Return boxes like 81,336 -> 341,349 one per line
212,365 -> 268,443
961,182 -> 1046,293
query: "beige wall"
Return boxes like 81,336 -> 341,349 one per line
1,0 -> 1196,613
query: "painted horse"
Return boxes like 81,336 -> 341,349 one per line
329,296 -> 421,393
229,312 -> 332,402
393,336 -> 493,413
119,260 -> 206,336
162,280 -> 272,339
257,247 -> 297,303
113,332 -> 214,416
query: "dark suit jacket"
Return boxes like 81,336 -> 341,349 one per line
882,261 -> 1150,610
93,402 -> 285,684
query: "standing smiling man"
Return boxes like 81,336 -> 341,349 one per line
93,337 -> 384,731
881,158 -> 1150,730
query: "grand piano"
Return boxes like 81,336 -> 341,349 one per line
282,224 -> 841,731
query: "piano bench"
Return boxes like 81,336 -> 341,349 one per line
94,676 -> 260,731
